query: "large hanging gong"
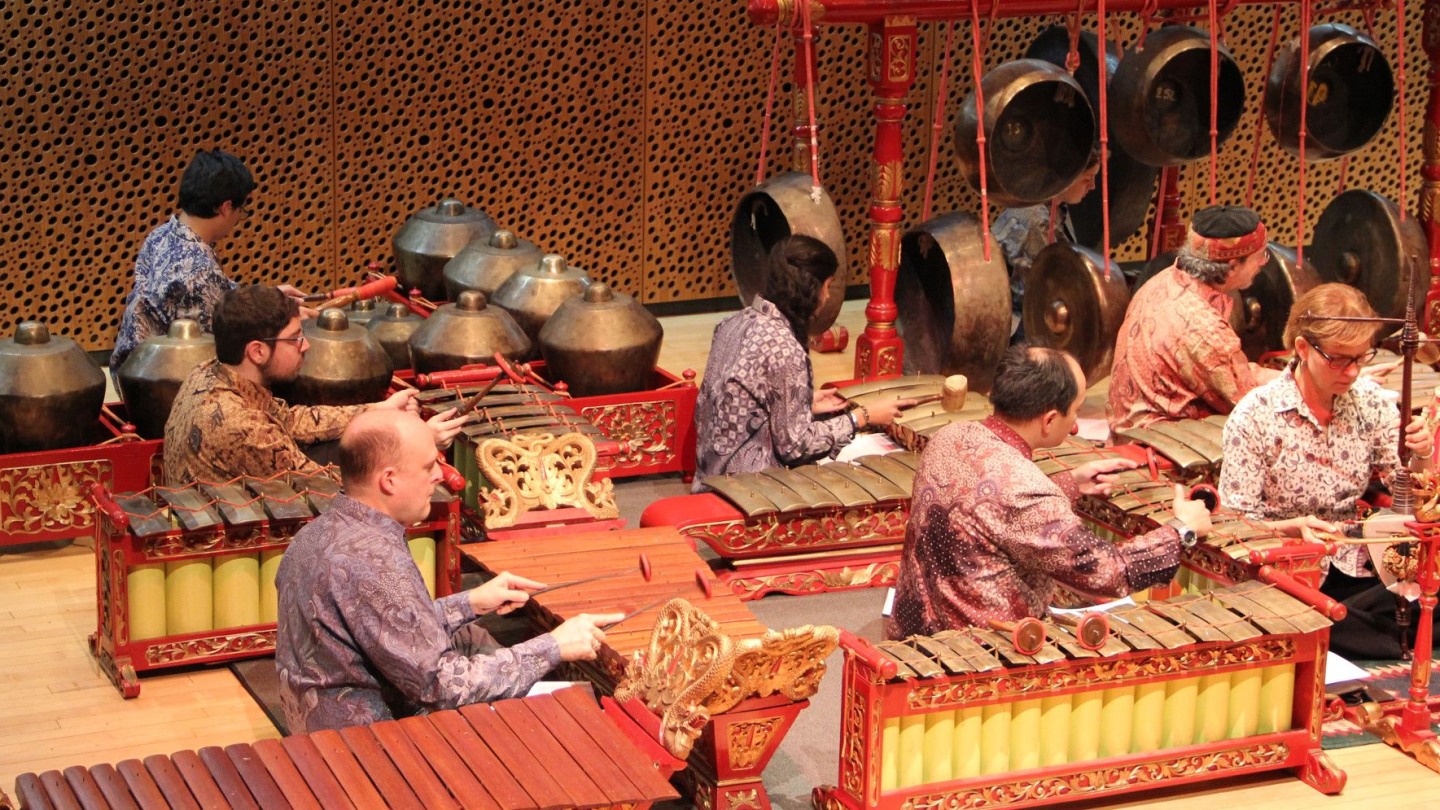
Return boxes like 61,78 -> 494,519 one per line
1025,26 -> 1160,248
895,213 -> 1010,393
1022,243 -> 1130,384
955,59 -> 1096,207
1311,190 -> 1426,320
1110,25 -> 1245,167
1266,25 -> 1393,160
730,171 -> 849,335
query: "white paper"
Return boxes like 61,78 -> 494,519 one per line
1074,417 -> 1111,443
1323,652 -> 1369,686
831,431 -> 902,464
1049,596 -> 1135,616
525,680 -> 583,697
881,587 -> 896,617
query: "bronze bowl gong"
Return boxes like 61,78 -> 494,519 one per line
116,319 -> 217,439
729,171 -> 849,335
955,59 -> 1096,207
1310,190 -> 1424,321
392,198 -> 498,300
1022,243 -> 1130,385
1110,25 -> 1245,167
1266,24 -> 1394,160
276,309 -> 394,406
894,212 -> 1010,393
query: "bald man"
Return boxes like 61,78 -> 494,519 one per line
275,409 -> 621,734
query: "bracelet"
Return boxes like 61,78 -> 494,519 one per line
856,404 -> 870,429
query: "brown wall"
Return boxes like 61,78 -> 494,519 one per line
1,1 -> 1426,349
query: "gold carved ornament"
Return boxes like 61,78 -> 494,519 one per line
0,460 -> 109,536
475,431 -> 618,528
613,598 -> 838,760
579,401 -> 677,466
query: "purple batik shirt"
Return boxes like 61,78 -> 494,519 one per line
275,495 -> 560,734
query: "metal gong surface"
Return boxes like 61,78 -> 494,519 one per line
955,59 -> 1095,207
1025,26 -> 1159,249
1266,25 -> 1393,160
895,212 -> 1010,393
1110,25 -> 1245,167
1022,243 -> 1130,384
1311,190 -> 1425,320
729,171 -> 849,335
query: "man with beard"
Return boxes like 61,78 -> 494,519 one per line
162,285 -> 464,485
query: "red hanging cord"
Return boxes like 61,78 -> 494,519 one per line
799,0 -> 823,194
1207,0 -> 1221,205
922,21 -> 958,221
971,2 -> 994,262
1396,0 -> 1409,222
755,20 -> 785,186
1098,0 -> 1112,279
1297,0 -> 1312,269
1137,0 -> 1160,50
1244,6 -> 1284,208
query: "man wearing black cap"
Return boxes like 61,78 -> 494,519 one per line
1107,204 -> 1278,433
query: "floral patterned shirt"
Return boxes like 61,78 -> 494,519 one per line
276,495 -> 561,734
1108,265 -> 1257,433
113,216 -> 236,370
693,296 -> 854,490
163,360 -> 363,485
887,416 -> 1182,639
1219,371 -> 1400,578
992,203 -> 1075,341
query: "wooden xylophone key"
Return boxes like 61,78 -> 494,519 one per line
457,703 -> 574,809
522,691 -> 656,806
249,738 -> 324,810
274,735 -> 356,810
331,725 -> 424,808
428,711 -> 533,808
550,686 -> 679,800
393,715 -> 497,810
59,765 -> 110,810
222,743 -> 294,810
195,746 -> 260,810
492,698 -> 613,807
360,721 -> 460,809
85,763 -> 141,810
139,755 -> 200,810
304,730 -> 388,809
35,772 -> 75,810
168,749 -> 229,809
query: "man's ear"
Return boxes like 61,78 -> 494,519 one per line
1038,408 -> 1060,436
375,467 -> 396,497
242,339 -> 271,366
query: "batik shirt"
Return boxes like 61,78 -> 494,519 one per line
113,216 -> 235,370
1107,265 -> 1257,433
1219,371 -> 1401,579
992,203 -> 1075,341
887,416 -> 1182,639
163,360 -> 362,485
276,495 -> 561,733
693,296 -> 854,490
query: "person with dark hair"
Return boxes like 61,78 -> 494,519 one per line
276,408 -> 621,734
1220,283 -> 1436,658
163,285 -> 465,485
887,344 -> 1212,639
1107,204 -> 1281,433
693,235 -> 912,488
112,149 -> 304,375
991,145 -> 1101,343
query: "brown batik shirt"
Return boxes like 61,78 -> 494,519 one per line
163,360 -> 362,485
887,416 -> 1182,639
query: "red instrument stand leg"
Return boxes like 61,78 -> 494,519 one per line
677,695 -> 808,810
1297,749 -> 1348,794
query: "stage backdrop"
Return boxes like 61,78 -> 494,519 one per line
1,1 -> 1425,349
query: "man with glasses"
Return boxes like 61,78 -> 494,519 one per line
1219,283 -> 1436,658
1107,205 -> 1280,433
111,150 -> 304,378
162,285 -> 464,486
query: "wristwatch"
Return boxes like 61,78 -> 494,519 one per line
1167,517 -> 1198,549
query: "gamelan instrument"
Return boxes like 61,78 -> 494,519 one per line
392,198 -> 498,301
444,228 -> 542,301
6,685 -> 680,810
115,318 -> 216,439
88,472 -> 460,698
814,582 -> 1345,809
490,253 -> 592,355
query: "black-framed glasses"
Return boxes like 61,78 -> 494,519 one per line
1306,339 -> 1377,371
264,335 -> 307,347
237,200 -> 253,220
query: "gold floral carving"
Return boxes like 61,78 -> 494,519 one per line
876,346 -> 902,377
144,631 -> 276,665
728,561 -> 900,598
614,599 -> 837,760
875,159 -> 903,205
907,638 -> 1296,710
900,743 -> 1290,808
0,460 -> 110,536
838,663 -> 870,800
886,32 -> 913,83
725,788 -> 762,810
578,401 -> 678,467
726,718 -> 781,770
868,31 -> 883,83
683,502 -> 907,557
476,432 -> 618,528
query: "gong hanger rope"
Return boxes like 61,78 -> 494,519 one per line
800,0 -> 824,195
921,20 -> 958,222
1098,0 -> 1112,279
971,1 -> 998,262
754,16 -> 785,186
1297,0 -> 1312,270
1208,0 -> 1221,205
1055,3 -> 1088,246
1396,0 -> 1409,223
1244,5 -> 1284,208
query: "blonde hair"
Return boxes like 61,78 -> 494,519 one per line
1283,283 -> 1380,350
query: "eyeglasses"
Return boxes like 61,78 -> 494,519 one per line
1306,340 -> 1377,371
236,201 -> 253,220
264,335 -> 307,347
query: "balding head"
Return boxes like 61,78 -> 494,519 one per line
340,409 -> 442,525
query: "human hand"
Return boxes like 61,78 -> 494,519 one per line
276,283 -> 308,301
1263,514 -> 1340,543
374,388 -> 419,413
813,388 -> 848,415
1170,485 -> 1213,538
1072,458 -> 1138,497
862,398 -> 918,428
1404,418 -> 1435,463
549,613 -> 625,661
469,571 -> 546,615
1361,358 -> 1402,383
427,408 -> 469,450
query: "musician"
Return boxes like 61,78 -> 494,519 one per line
275,408 -> 621,734
992,144 -> 1101,343
111,150 -> 304,375
1219,283 -> 1436,658
163,285 -> 465,485
1107,205 -> 1280,433
887,344 -> 1213,639
694,234 -> 912,489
